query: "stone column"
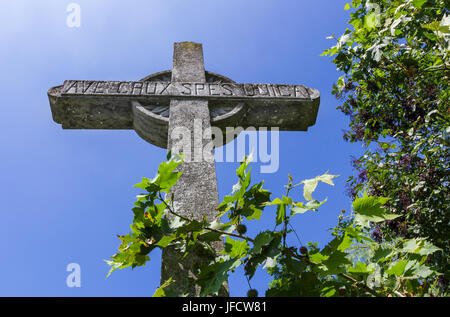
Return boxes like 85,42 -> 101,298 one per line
161,42 -> 227,296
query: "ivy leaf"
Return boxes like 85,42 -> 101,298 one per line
305,198 -> 327,210
321,286 -> 337,297
302,179 -> 319,201
240,182 -> 271,221
365,12 -> 378,29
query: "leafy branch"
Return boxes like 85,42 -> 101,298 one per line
106,154 -> 443,297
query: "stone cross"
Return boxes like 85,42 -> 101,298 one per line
48,42 -> 320,296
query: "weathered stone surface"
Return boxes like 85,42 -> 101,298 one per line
161,42 -> 228,297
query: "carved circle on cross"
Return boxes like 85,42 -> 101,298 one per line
132,70 -> 245,148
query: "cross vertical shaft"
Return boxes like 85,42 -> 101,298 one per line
161,42 -> 227,296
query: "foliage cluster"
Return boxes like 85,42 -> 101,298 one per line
322,0 -> 449,288
107,154 -> 444,297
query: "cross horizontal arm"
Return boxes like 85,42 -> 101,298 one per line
48,80 -> 320,131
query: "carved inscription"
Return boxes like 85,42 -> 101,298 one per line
61,80 -> 313,100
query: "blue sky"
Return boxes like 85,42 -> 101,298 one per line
0,0 -> 363,297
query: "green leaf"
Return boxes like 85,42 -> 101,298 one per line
337,76 -> 345,94
309,252 -> 329,264
168,216 -> 186,231
252,231 -> 274,254
423,21 -> 440,31
265,197 -> 282,206
244,207 -> 262,221
291,198 -> 327,216
223,237 -> 249,258
153,278 -> 174,297
155,234 -> 177,248
236,153 -> 253,179
353,193 -> 399,226
291,204 -> 309,215
263,251 -> 281,269
405,261 -> 435,279
157,159 -> 183,191
373,246 -> 393,262
134,177 -> 152,190
417,240 -> 442,256
347,261 -> 372,274
386,260 -> 407,277
365,12 -> 377,29
337,234 -> 352,252
320,251 -> 351,275
321,286 -> 337,297
412,0 -> 427,9
301,173 -> 337,201
276,203 -> 286,226
401,238 -> 442,256
197,258 -> 241,296
105,260 -> 123,278
344,3 -> 350,10
304,198 -> 327,210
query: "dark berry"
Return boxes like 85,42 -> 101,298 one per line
338,287 -> 346,296
237,224 -> 247,235
299,246 -> 308,255
247,289 -> 258,297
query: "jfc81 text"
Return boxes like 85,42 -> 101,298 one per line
225,301 -> 266,314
